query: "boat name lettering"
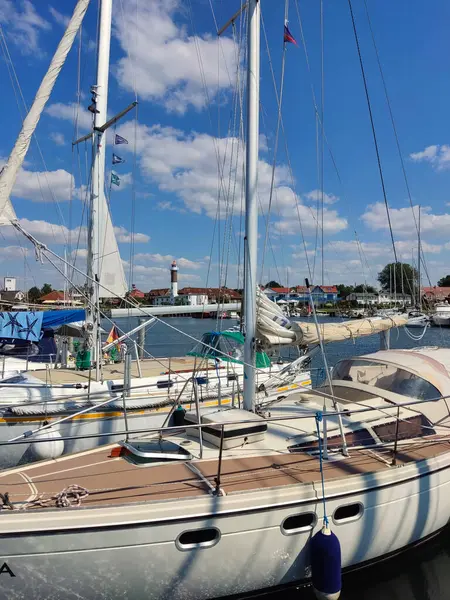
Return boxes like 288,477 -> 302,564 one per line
0,563 -> 15,577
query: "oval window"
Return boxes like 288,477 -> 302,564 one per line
333,503 -> 363,523
176,528 -> 220,550
281,513 -> 316,535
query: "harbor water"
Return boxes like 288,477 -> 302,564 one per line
112,315 -> 450,599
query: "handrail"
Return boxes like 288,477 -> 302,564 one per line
1,391 -> 448,448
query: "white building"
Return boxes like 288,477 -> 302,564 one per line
346,293 -> 379,306
3,277 -> 16,291
346,292 -> 412,306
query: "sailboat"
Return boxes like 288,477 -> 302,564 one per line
0,3 -> 447,599
0,0 -> 312,467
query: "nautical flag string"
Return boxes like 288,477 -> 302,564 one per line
284,23 -> 298,45
111,172 -> 120,187
114,134 -> 128,145
112,153 -> 125,165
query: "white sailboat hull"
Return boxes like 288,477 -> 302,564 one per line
432,315 -> 450,327
0,366 -> 311,467
406,316 -> 429,328
0,451 -> 448,599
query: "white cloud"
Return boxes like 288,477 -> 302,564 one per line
0,0 -> 50,56
115,121 -> 348,235
49,6 -> 96,51
48,5 -> 68,26
329,238 -> 443,259
12,166 -> 74,203
127,264 -> 201,288
113,226 -> 149,243
49,132 -> 66,147
113,0 -> 239,114
410,144 -> 450,171
134,253 -> 204,270
157,200 -> 179,211
70,248 -> 88,260
0,219 -> 146,247
3,218 -> 86,245
362,202 -> 450,239
0,245 -> 29,261
304,190 -> 339,205
46,102 -> 92,131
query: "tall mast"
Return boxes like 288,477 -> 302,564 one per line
243,0 -> 260,412
417,205 -> 421,308
86,0 -> 112,375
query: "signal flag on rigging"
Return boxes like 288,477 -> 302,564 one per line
111,172 -> 120,186
114,134 -> 128,145
284,23 -> 297,45
112,153 -> 125,164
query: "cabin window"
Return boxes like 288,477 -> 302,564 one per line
0,374 -> 25,384
333,503 -> 363,524
281,513 -> 316,535
332,359 -> 441,400
176,528 -> 220,550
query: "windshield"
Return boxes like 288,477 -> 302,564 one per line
332,359 -> 441,400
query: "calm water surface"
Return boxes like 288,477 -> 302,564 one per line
111,315 -> 450,599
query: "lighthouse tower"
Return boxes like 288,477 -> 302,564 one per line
170,260 -> 178,301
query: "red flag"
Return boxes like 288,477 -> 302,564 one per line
284,24 -> 298,46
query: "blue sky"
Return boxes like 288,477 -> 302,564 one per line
1,0 -> 450,292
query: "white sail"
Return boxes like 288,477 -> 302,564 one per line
97,189 -> 127,298
256,288 -> 407,347
0,0 -> 91,225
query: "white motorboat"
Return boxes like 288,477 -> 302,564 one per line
406,311 -> 430,328
432,302 -> 450,327
0,346 -> 450,599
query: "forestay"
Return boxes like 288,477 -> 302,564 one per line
256,288 -> 407,347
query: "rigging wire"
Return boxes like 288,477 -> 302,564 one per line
260,0 -> 289,288
260,12 -> 313,282
319,0 -> 325,285
362,0 -> 432,288
347,0 -> 398,264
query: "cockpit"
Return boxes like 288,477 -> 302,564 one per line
331,358 -> 441,401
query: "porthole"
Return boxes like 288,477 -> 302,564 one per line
176,527 -> 220,551
281,513 -> 316,535
333,503 -> 363,524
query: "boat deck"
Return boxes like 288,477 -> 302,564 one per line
28,357 -> 220,384
1,437 -> 449,510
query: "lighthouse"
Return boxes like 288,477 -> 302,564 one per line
170,260 -> 178,301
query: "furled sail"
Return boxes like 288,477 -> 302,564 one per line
0,0 -> 91,225
256,288 -> 407,347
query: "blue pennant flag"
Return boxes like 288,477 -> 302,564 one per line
111,172 -> 120,187
112,153 -> 125,165
114,134 -> 128,145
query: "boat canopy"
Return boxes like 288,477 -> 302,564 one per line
0,309 -> 85,343
188,330 -> 271,369
256,288 -> 407,347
